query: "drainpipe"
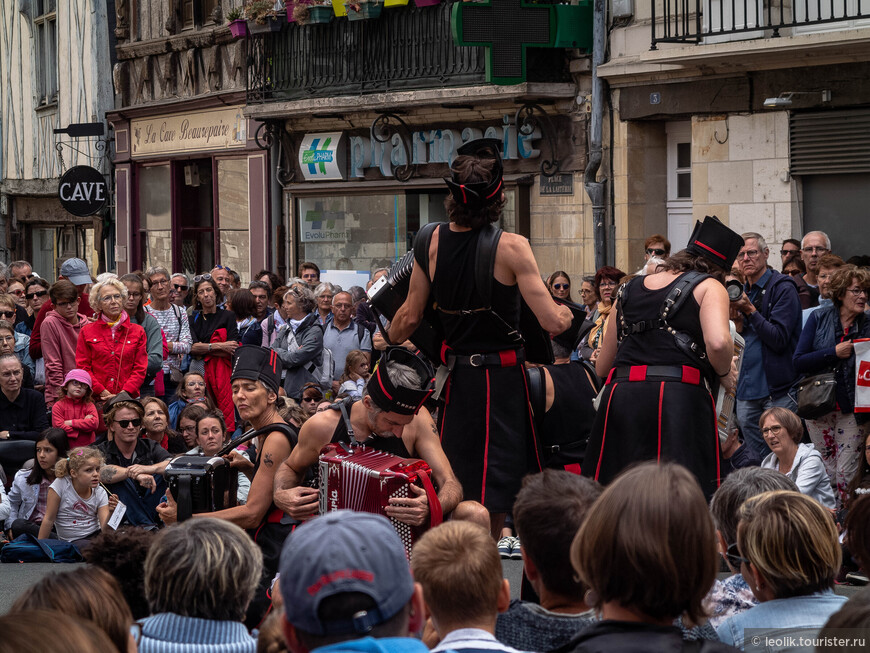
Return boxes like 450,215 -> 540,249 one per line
584,0 -> 609,269
271,140 -> 283,271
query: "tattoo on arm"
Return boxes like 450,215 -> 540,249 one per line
263,453 -> 274,467
430,423 -> 439,438
100,466 -> 120,484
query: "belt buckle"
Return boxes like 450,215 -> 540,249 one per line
469,353 -> 484,367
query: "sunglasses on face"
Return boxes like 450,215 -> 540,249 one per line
173,284 -> 188,291
193,274 -> 212,283
725,542 -> 751,569
646,248 -> 666,256
26,290 -> 48,299
302,395 -> 322,402
115,419 -> 142,428
0,310 -> 15,318
552,283 -> 569,290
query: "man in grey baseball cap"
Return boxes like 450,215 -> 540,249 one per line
30,257 -> 96,360
279,510 -> 427,653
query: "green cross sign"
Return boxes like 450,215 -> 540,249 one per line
452,0 -> 592,86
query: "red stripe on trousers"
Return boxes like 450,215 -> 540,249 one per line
521,364 -> 543,472
657,382 -> 665,460
481,369 -> 491,506
595,383 -> 618,481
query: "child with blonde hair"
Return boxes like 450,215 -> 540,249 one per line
38,446 -> 117,546
337,349 -> 370,400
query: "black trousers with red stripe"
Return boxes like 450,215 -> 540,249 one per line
438,363 -> 541,512
581,376 -> 721,500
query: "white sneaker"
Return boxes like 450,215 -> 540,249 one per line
510,537 -> 523,560
497,536 -> 513,559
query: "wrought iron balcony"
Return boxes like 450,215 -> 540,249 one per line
246,1 -> 571,103
651,0 -> 869,48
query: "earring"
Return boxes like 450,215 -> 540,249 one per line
584,589 -> 599,606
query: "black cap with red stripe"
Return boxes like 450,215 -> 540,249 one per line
444,138 -> 504,210
232,345 -> 283,395
685,215 -> 744,270
366,348 -> 434,416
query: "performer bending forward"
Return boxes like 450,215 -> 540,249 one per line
583,216 -> 742,499
390,139 -> 572,535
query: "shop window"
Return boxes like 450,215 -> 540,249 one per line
296,189 -> 519,275
217,158 -> 250,284
33,0 -> 58,106
138,165 -> 172,272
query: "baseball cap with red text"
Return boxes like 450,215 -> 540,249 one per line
278,510 -> 415,636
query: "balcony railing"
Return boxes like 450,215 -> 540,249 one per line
246,1 -> 571,103
651,0 -> 870,48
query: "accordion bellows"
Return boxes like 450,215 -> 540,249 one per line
318,443 -> 441,556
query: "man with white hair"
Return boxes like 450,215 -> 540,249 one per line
801,231 -> 831,308
732,232 -> 802,460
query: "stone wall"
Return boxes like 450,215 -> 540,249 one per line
692,112 -> 795,267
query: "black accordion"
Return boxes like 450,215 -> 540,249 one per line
367,250 -> 444,363
165,455 -> 238,522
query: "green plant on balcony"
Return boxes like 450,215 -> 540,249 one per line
227,7 -> 243,20
344,0 -> 384,20
291,0 -> 334,24
245,0 -> 284,24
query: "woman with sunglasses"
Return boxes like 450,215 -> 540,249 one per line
41,280 -> 89,407
75,278 -> 148,404
546,271 -> 573,302
0,293 -> 35,379
716,490 -> 845,648
16,278 -> 50,336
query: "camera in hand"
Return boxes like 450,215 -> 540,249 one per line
726,279 -> 743,302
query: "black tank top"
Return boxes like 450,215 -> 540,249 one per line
328,398 -> 413,458
431,224 -> 521,354
613,274 -> 706,368
540,362 -> 598,441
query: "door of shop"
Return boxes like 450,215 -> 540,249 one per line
174,158 -> 216,277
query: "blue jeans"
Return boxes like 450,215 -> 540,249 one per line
107,476 -> 166,528
737,393 -> 797,460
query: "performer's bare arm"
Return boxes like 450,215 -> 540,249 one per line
273,413 -> 336,520
497,233 -> 572,335
389,262 -> 431,344
596,312 -> 618,376
696,277 -> 737,391
385,409 -> 463,527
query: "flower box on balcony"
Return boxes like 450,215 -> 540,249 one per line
344,1 -> 384,20
290,2 -> 334,23
248,14 -> 285,33
229,18 -> 249,37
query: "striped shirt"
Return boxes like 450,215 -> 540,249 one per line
145,304 -> 193,373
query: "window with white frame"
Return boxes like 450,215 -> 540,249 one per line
33,0 -> 58,106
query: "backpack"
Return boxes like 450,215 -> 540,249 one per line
0,533 -> 84,563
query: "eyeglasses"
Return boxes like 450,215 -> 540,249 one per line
173,284 -> 188,291
8,289 -> 24,296
761,424 -> 783,435
847,287 -> 868,297
785,269 -> 802,277
0,310 -> 15,318
193,274 -> 212,283
115,419 -> 142,428
552,283 -> 570,290
55,301 -> 76,309
100,294 -> 122,303
213,265 -> 231,272
301,396 -> 322,402
25,290 -> 48,299
150,278 -> 169,287
127,292 -> 142,299
646,248 -> 666,256
780,249 -> 800,256
725,542 -> 751,569
740,250 -> 761,259
802,246 -> 828,254
599,280 -> 617,288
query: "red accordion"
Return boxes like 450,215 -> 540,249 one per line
318,443 -> 443,556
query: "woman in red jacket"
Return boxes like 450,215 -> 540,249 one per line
75,277 -> 148,402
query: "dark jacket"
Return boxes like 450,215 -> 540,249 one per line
271,311 -> 324,399
794,304 -> 870,414
558,620 -> 739,653
743,270 -> 802,395
0,389 -> 49,441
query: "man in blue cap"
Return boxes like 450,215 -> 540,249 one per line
279,510 -> 426,653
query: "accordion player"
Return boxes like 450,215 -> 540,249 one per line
318,442 -> 442,557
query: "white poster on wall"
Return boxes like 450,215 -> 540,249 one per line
322,270 -> 373,290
